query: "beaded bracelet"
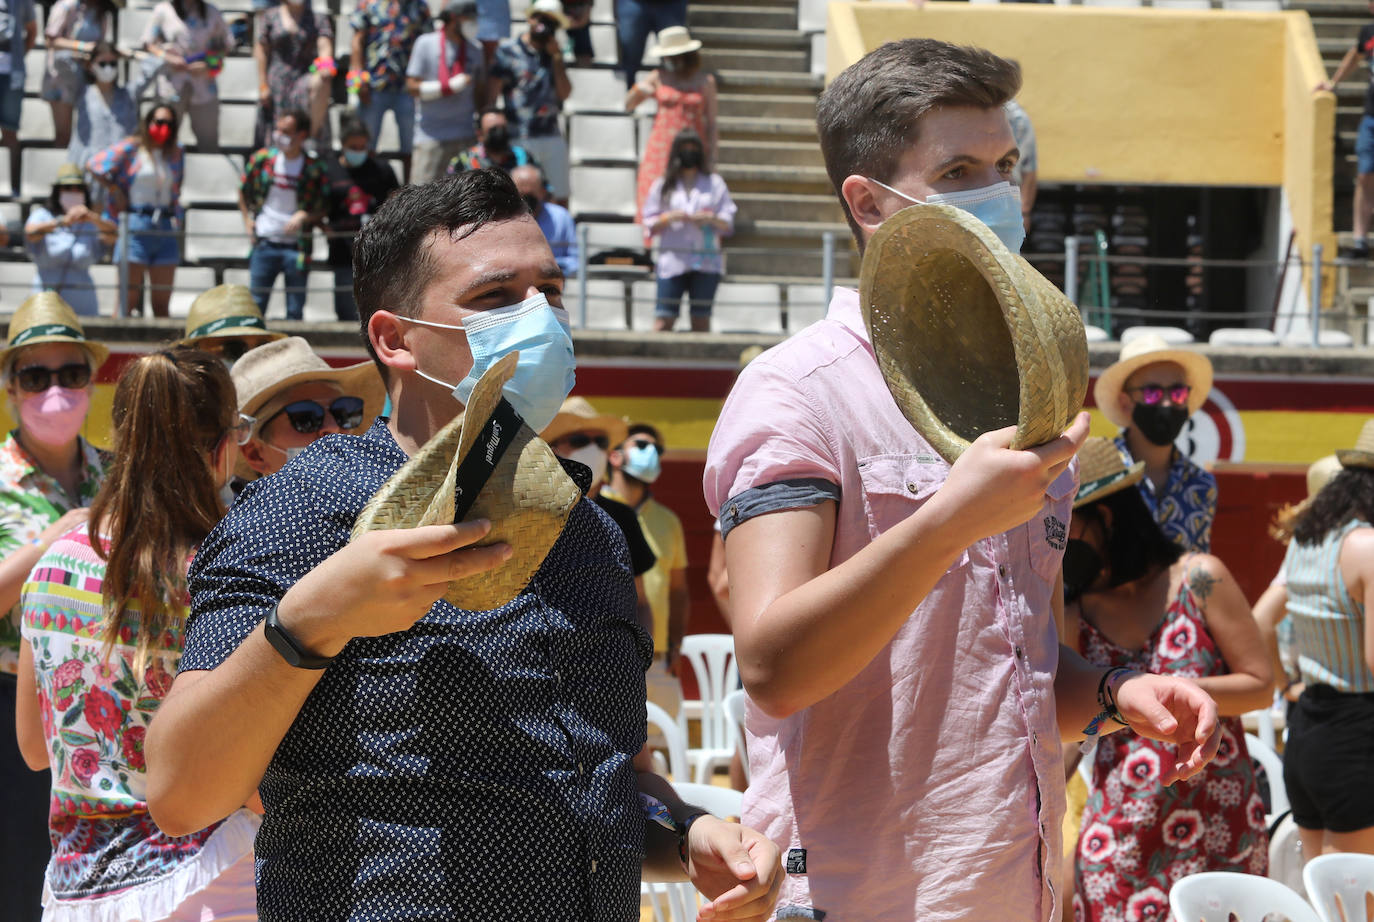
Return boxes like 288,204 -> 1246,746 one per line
309,56 -> 337,78
345,68 -> 370,94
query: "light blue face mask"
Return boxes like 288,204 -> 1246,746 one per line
342,148 -> 368,168
622,441 -> 661,484
407,293 -> 577,433
868,178 -> 1026,253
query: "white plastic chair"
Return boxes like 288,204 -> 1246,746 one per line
678,634 -> 737,783
785,284 -> 827,332
646,699 -> 690,783
640,782 -> 746,921
1209,328 -> 1280,347
1169,871 -> 1321,922
180,153 -> 244,206
1304,853 -> 1374,922
1084,324 -> 1111,343
1121,325 -> 1195,345
723,689 -> 750,783
1244,732 -> 1290,822
568,166 -> 637,220
710,283 -> 784,335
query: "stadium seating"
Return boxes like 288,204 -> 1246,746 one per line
21,149 -> 71,200
180,153 -> 245,206
569,165 -> 637,219
569,113 -> 638,166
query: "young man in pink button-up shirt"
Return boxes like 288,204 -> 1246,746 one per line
703,39 -> 1222,922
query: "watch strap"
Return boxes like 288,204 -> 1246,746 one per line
677,810 -> 709,869
263,603 -> 335,670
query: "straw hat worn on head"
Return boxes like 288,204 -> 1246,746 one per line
1092,334 -> 1214,430
541,396 -> 628,448
0,292 -> 109,372
233,336 -> 386,424
1307,454 -> 1342,495
859,203 -> 1089,464
54,163 -> 86,187
528,0 -> 570,28
352,352 -> 582,611
1337,419 -> 1374,470
656,26 -> 702,57
1073,437 -> 1145,509
182,284 -> 286,345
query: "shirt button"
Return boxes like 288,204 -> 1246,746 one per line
590,859 -> 598,874
577,761 -> 585,775
1015,646 -> 1023,659
998,565 -> 1008,578
906,482 -> 918,494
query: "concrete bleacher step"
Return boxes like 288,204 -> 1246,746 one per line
717,93 -> 815,120
718,163 -> 831,195
717,115 -> 816,143
702,48 -> 807,73
1310,16 -> 1365,40
688,4 -> 798,30
689,27 -> 809,50
717,139 -> 824,167
715,70 -> 822,96
730,191 -> 845,224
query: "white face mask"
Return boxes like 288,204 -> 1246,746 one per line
867,177 -> 1026,253
93,62 -> 118,84
565,443 -> 608,490
59,190 -> 85,213
265,442 -> 306,465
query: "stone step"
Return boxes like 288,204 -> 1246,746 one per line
717,92 -> 816,120
1288,0 -> 1369,12
1319,36 -> 1365,55
719,163 -> 832,194
692,0 -> 796,7
718,115 -> 817,142
715,69 -> 824,96
702,47 -> 809,73
688,4 -> 796,31
731,191 -> 846,223
717,138 -> 825,167
725,220 -> 859,278
1310,16 -> 1364,38
690,26 -> 810,50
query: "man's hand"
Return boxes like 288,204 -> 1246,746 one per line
1315,80 -> 1335,92
684,815 -> 783,921
446,72 -> 472,94
1113,672 -> 1220,786
279,521 -> 512,659
283,210 -> 309,234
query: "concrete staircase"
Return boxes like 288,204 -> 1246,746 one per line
688,0 -> 854,282
1302,0 -> 1366,238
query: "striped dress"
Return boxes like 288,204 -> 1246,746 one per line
19,525 -> 258,922
1282,518 -> 1374,693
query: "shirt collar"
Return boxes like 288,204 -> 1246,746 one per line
827,286 -> 871,345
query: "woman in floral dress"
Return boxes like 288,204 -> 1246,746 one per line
254,0 -> 334,148
14,347 -> 258,920
1065,438 -> 1274,922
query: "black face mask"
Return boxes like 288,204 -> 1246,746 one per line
484,124 -> 510,152
678,147 -> 704,169
1131,402 -> 1190,447
522,193 -> 541,214
1062,538 -> 1104,602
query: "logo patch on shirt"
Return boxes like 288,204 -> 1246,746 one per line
785,848 -> 808,874
1044,514 -> 1066,550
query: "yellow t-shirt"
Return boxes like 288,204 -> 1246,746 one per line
603,489 -> 687,651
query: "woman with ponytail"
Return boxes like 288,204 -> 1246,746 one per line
13,347 -> 260,921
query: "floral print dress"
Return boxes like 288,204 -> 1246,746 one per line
636,71 -> 713,233
1073,563 -> 1268,922
20,525 -> 258,920
255,3 -> 333,147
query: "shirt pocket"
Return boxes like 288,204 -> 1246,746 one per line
856,452 -> 969,569
1024,466 -> 1076,583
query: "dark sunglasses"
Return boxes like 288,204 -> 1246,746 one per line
15,363 -> 91,393
211,338 -> 254,362
1127,384 -> 1191,406
564,432 -> 609,450
267,396 -> 366,434
150,118 -> 175,127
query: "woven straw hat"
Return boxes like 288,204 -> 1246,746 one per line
528,0 -> 570,28
1337,419 -> 1374,470
657,26 -> 702,56
1092,334 -> 1213,429
54,163 -> 85,187
182,284 -> 286,346
541,396 -> 628,448
0,292 -> 109,372
352,351 -> 582,611
860,203 -> 1089,463
1307,454 -> 1342,495
1073,437 -> 1145,508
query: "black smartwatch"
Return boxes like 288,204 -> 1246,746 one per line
263,604 -> 335,670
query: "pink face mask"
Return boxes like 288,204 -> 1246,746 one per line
19,386 -> 90,447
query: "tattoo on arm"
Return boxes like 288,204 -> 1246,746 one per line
1187,565 -> 1219,602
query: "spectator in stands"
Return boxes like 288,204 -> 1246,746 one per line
231,336 -> 384,480
255,0 -> 334,150
1277,424 -> 1374,857
240,108 -> 328,322
625,25 -> 716,233
488,0 -> 573,200
1318,29 -> 1374,258
1066,439 -> 1272,922
604,423 -> 688,719
324,116 -> 400,321
1093,334 -> 1217,552
42,0 -> 115,149
68,42 -> 141,197
24,162 -> 116,316
14,347 -> 260,922
181,282 -> 287,365
141,0 -> 234,150
511,163 -> 577,277
563,0 -> 594,66
615,0 -> 686,90
88,101 -> 185,318
405,0 -> 484,185
349,0 -> 431,184
447,106 -> 541,174
0,293 -> 108,921
0,0 -> 36,192
1005,98 -> 1037,233
475,0 -> 509,70
641,128 -> 735,332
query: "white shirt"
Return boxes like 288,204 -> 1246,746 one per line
254,152 -> 303,243
129,149 -> 173,208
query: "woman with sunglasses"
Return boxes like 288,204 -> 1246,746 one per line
88,101 -> 185,318
14,347 -> 260,920
0,293 -> 109,917
24,161 -> 117,316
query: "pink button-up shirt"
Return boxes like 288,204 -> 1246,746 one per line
704,287 -> 1076,922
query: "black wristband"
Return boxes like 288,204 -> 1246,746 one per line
677,810 -> 708,869
263,603 -> 336,670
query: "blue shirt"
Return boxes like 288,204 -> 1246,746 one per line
536,201 -> 578,278
1115,433 -> 1218,553
181,418 -> 652,921
25,206 -> 103,317
0,0 -> 34,76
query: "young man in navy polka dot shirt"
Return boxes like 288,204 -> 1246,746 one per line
145,169 -> 782,921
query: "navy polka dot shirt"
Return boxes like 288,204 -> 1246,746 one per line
181,419 -> 653,921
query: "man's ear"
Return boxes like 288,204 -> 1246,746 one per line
369,310 -> 417,375
840,174 -> 888,240
1117,389 -> 1135,422
239,438 -> 276,477
607,447 -> 624,470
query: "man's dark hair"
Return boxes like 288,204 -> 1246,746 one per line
339,113 -> 370,143
1293,467 -> 1374,546
1076,486 -> 1182,589
625,422 -> 664,451
476,106 -> 508,129
281,108 -> 312,137
353,170 -> 530,372
816,38 -> 1021,245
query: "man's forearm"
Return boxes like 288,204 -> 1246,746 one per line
637,768 -> 696,881
1055,644 -> 1119,742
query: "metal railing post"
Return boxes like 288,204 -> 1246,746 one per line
116,212 -> 130,318
1064,235 -> 1079,308
577,223 -> 589,329
821,231 -> 836,305
1310,243 -> 1323,348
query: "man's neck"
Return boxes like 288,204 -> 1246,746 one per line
608,472 -> 647,507
386,377 -> 456,457
1125,427 -> 1175,478
281,145 -> 304,160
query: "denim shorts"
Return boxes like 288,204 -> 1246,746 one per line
1357,115 -> 1374,175
117,211 -> 181,267
0,74 -> 21,133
